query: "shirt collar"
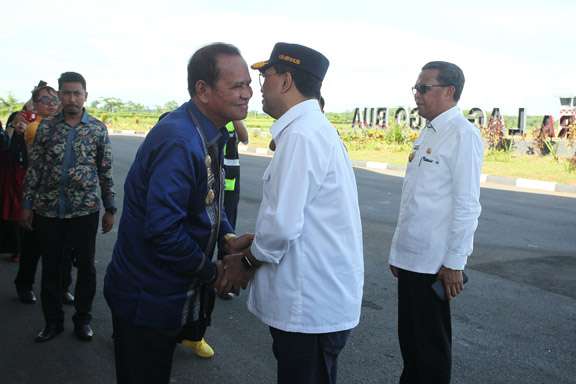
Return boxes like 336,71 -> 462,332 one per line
187,100 -> 225,147
80,109 -> 90,124
271,99 -> 321,141
52,108 -> 90,125
428,105 -> 460,133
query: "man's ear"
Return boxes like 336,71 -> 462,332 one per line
280,72 -> 293,94
445,85 -> 455,101
195,80 -> 211,103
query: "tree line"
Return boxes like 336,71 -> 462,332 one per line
0,94 -> 180,115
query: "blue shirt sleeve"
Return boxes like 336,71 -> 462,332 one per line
143,139 -> 216,283
219,203 -> 234,237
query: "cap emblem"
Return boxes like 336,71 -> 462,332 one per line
278,54 -> 301,65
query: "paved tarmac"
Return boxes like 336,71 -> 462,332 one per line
0,135 -> 575,384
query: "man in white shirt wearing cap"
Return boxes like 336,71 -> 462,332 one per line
219,42 -> 364,384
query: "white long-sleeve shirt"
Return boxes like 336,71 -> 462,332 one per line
389,106 -> 483,273
248,99 -> 364,333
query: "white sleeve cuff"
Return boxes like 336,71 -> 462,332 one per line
442,253 -> 468,270
250,239 -> 282,265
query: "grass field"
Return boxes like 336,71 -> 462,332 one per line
2,111 -> 575,185
245,116 -> 576,185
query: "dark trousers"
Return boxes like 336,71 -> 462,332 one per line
269,327 -> 350,384
35,212 -> 99,326
397,269 -> 452,384
14,223 -> 73,292
112,315 -> 179,384
0,219 -> 19,254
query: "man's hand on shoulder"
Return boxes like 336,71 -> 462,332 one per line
437,266 -> 464,300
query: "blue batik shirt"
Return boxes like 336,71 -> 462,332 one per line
104,100 -> 233,329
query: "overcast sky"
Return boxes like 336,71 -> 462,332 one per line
1,0 -> 574,115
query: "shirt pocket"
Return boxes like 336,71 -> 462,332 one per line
417,155 -> 443,177
416,154 -> 449,200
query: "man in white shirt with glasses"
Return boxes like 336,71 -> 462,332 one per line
219,42 -> 364,384
388,61 -> 483,384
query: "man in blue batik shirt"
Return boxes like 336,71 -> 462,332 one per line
104,42 -> 253,384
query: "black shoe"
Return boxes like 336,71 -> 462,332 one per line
35,324 -> 64,343
74,324 -> 94,341
63,291 -> 75,306
17,289 -> 37,304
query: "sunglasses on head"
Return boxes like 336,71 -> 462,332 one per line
37,95 -> 60,106
411,84 -> 451,95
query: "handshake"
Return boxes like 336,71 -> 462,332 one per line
214,233 -> 257,296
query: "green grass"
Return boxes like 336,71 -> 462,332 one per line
3,112 -> 575,185
348,146 -> 411,165
243,119 -> 576,185
483,153 -> 576,185
247,134 -> 273,149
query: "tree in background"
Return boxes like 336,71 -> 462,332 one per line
0,94 -> 23,114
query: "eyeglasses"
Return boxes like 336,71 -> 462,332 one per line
258,71 -> 281,87
411,84 -> 450,95
37,95 -> 60,106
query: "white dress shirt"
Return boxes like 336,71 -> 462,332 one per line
248,99 -> 364,333
389,106 -> 483,274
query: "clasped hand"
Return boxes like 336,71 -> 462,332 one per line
214,233 -> 255,295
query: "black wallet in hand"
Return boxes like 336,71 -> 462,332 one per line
431,271 -> 469,301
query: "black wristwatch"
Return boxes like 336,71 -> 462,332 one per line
105,207 -> 117,215
241,255 -> 254,270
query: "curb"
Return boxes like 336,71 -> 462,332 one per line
245,147 -> 576,196
109,130 -> 576,196
239,145 -> 275,157
356,160 -> 576,195
109,130 -> 146,137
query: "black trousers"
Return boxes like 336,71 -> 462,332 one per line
397,269 -> 452,384
35,212 -> 99,326
112,315 -> 179,384
0,219 -> 19,254
14,223 -> 73,292
269,327 -> 351,384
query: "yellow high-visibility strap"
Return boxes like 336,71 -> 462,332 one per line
225,178 -> 237,191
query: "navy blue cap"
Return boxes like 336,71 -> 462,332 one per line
251,42 -> 329,81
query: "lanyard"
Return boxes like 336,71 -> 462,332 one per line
185,106 -> 224,260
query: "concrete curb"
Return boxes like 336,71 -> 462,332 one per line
109,130 -> 146,137
109,130 -> 576,195
357,160 -> 576,195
